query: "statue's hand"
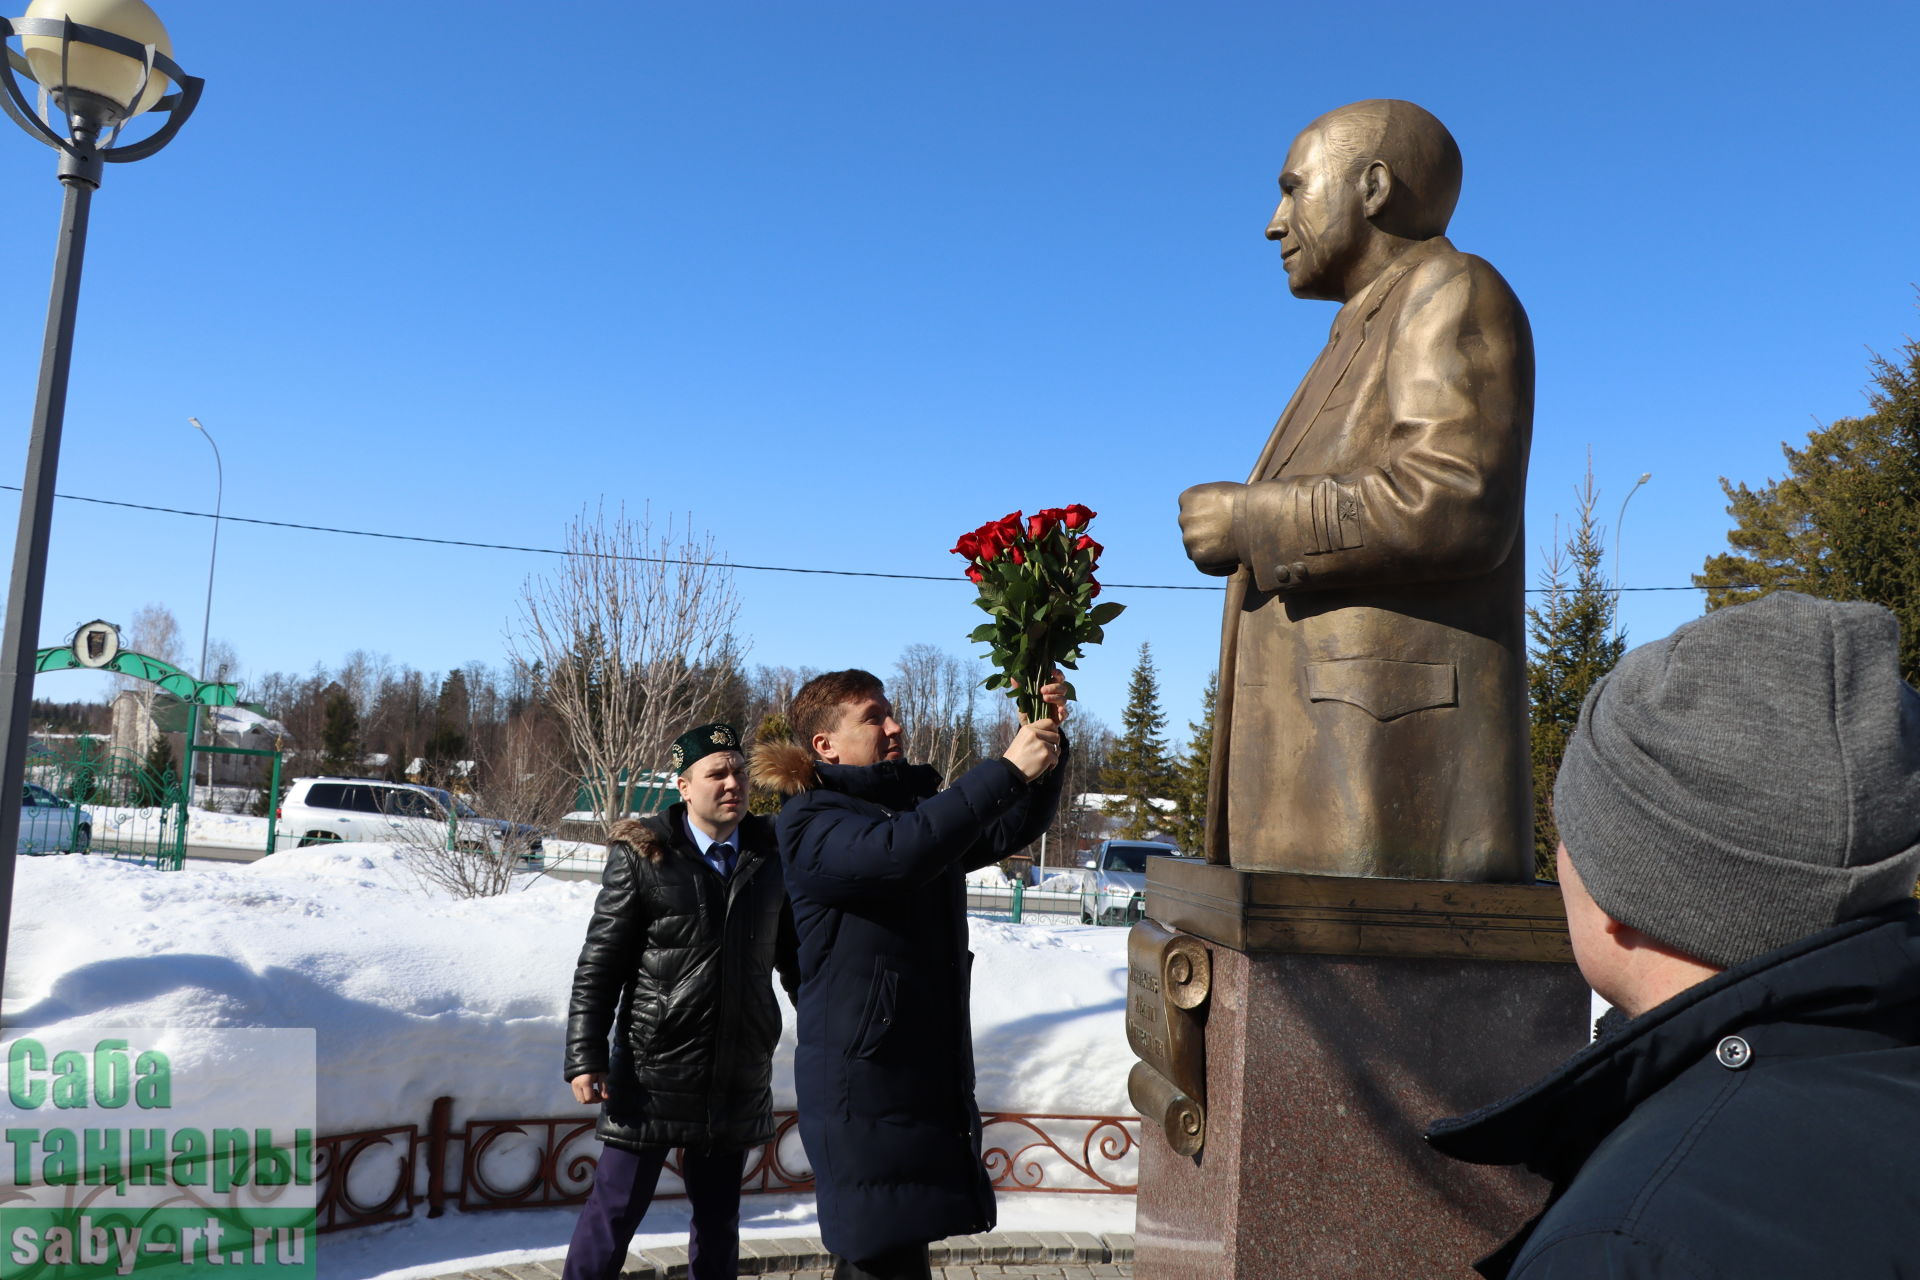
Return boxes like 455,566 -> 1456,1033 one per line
1179,482 -> 1242,576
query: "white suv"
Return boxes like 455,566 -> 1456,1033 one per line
276,777 -> 541,862
1080,839 -> 1176,925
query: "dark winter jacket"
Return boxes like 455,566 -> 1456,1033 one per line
1427,900 -> 1920,1279
753,740 -> 1066,1263
563,805 -> 800,1152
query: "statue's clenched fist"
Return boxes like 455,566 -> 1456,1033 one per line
1179,482 -> 1243,576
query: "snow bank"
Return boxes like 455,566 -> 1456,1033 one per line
4,847 -> 1134,1135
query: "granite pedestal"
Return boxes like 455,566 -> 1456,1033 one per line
1133,858 -> 1589,1280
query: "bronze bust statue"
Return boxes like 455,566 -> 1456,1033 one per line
1178,99 -> 1533,883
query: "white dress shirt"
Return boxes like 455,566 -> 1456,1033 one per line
683,813 -> 739,878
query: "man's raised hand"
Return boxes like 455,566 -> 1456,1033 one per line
1004,718 -> 1063,781
1012,674 -> 1074,727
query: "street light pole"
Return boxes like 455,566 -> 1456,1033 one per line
188,416 -> 221,798
1613,471 -> 1653,635
0,3 -> 200,1019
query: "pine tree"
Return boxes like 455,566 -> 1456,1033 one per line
1696,329 -> 1920,683
1101,643 -> 1175,839
1167,671 -> 1217,854
319,683 -> 362,775
1527,462 -> 1625,877
248,758 -> 292,818
135,734 -> 175,808
425,670 -> 470,775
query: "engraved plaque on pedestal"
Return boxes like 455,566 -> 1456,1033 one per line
1126,918 -> 1211,1156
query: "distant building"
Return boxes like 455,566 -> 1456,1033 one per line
205,704 -> 290,751
108,689 -> 162,758
406,758 -> 476,792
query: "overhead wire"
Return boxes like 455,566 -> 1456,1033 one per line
0,483 -> 1743,593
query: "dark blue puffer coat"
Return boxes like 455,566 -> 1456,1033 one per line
1428,900 -> 1920,1278
755,739 -> 1065,1262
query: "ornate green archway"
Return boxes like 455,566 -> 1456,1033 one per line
34,645 -> 238,706
27,623 -> 240,869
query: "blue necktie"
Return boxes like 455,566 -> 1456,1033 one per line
717,843 -> 736,878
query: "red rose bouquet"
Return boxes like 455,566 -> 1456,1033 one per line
950,504 -> 1125,722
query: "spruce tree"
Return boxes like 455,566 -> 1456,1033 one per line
135,734 -> 176,808
1101,643 -> 1174,839
1527,462 -> 1625,877
1167,671 -> 1216,854
1696,328 -> 1920,683
319,684 -> 362,775
425,670 -> 470,775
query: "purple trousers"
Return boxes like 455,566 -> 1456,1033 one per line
562,1144 -> 746,1280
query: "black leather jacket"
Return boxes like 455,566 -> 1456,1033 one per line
564,805 -> 799,1151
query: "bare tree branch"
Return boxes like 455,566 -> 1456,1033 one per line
891,644 -> 983,782
509,504 -> 744,834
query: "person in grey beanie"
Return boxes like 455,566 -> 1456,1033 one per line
1427,590 -> 1920,1279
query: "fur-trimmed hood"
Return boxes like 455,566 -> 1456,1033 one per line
751,740 -> 818,797
754,740 -> 948,810
606,815 -> 668,862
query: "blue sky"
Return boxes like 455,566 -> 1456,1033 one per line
2,0 -> 1916,741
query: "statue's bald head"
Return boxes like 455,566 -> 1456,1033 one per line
1305,99 -> 1461,239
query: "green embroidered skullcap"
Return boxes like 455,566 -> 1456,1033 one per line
669,722 -> 742,773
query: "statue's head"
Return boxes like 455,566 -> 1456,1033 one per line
1265,99 -> 1463,302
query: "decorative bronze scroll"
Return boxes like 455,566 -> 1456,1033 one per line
1125,919 -> 1210,1156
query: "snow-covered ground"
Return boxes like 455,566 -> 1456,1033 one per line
4,847 -> 1137,1277
92,802 -> 276,848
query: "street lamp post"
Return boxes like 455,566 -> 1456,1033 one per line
187,416 -> 220,797
1613,471 -> 1653,635
0,1 -> 201,1015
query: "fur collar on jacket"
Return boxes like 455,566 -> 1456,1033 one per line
752,741 -> 819,797
606,815 -> 670,863
752,739 -> 943,808
608,804 -> 773,865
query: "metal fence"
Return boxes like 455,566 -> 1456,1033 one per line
964,883 -> 1084,922
25,739 -> 186,868
316,1097 -> 1139,1235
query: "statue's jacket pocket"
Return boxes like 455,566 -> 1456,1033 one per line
1306,657 -> 1456,721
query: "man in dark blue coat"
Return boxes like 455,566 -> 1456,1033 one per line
754,668 -> 1067,1280
1428,592 -> 1920,1278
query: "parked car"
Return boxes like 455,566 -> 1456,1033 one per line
1081,839 -> 1177,924
18,783 -> 90,855
275,777 -> 542,863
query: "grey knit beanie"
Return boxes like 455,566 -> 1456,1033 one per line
1553,591 -> 1920,969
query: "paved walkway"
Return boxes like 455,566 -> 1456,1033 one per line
427,1231 -> 1135,1280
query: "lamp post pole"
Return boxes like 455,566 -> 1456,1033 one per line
0,5 -> 201,1019
1613,471 -> 1652,635
187,416 -> 221,798
0,123 -> 102,1005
